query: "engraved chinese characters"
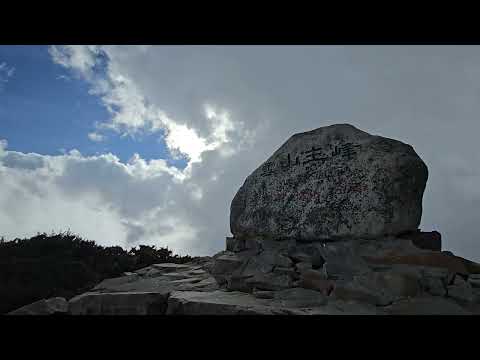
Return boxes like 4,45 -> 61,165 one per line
230,124 -> 428,242
260,142 -> 362,177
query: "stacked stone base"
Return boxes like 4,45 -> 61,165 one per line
8,231 -> 480,315
206,232 -> 480,314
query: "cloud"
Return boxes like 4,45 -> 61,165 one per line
2,45 -> 480,261
88,132 -> 106,142
56,74 -> 71,82
0,139 -> 7,156
0,142 -> 205,254
48,46 -> 249,167
48,45 -> 100,81
1,151 -> 46,171
0,61 -> 15,89
0,62 -> 15,76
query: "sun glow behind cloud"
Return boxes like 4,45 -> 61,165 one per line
49,45 -> 238,170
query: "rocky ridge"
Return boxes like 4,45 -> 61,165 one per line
8,124 -> 480,315
8,233 -> 480,315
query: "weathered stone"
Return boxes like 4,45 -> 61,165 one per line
188,256 -> 214,265
235,255 -> 273,277
273,266 -> 298,277
295,261 -> 313,274
225,249 -> 296,292
100,266 -> 212,294
317,243 -> 371,280
211,252 -> 244,285
244,236 -> 264,252
226,236 -> 244,252
169,277 -> 204,284
419,266 -> 451,281
197,260 -> 215,274
289,252 -> 312,264
227,275 -> 255,293
448,286 -> 476,303
350,237 -> 420,258
188,269 -> 207,276
230,124 -> 428,241
90,276 -> 173,293
157,272 -> 191,280
453,275 -> 468,286
376,264 -> 452,295
399,230 -> 441,251
151,263 -> 193,272
299,269 -> 334,295
323,259 -> 370,280
226,236 -> 264,253
332,281 -> 391,306
420,277 -> 446,296
461,302 -> 480,315
8,297 -> 68,315
166,289 -> 331,315
260,238 -> 297,252
253,290 -> 275,299
244,273 -> 293,291
307,300 -> 386,315
357,271 -> 421,299
175,277 -> 219,292
375,264 -> 421,278
448,276 -> 477,303
69,291 -> 169,315
468,278 -> 480,288
133,263 -> 196,278
459,257 -> 480,274
385,297 -> 472,315
93,274 -> 140,291
332,270 -> 420,306
293,244 -> 325,268
362,252 -> 469,276
134,266 -> 164,277
299,268 -> 328,280
258,250 -> 293,268
166,291 -> 283,315
470,274 -> 480,280
271,288 -> 328,308
234,248 -> 262,261
319,245 -> 370,280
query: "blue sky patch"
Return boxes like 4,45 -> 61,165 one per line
0,45 -> 186,169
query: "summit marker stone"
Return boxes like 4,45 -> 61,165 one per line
230,124 -> 428,241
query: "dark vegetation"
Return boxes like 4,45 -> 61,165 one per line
0,231 -> 195,314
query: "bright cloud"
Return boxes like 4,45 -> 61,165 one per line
48,45 -> 100,80
0,61 -> 15,88
49,45 -> 241,167
0,140 -> 204,254
0,62 -> 15,78
88,132 -> 106,142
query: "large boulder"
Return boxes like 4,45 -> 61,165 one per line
230,124 -> 428,241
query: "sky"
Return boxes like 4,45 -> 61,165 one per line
0,45 -> 479,260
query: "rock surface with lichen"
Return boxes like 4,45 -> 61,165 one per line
230,124 -> 428,241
